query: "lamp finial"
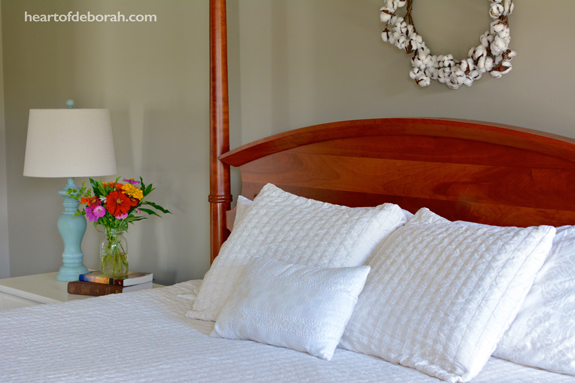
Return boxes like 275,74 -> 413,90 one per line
66,99 -> 74,109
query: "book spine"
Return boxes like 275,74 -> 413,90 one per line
68,281 -> 124,296
79,275 -> 124,286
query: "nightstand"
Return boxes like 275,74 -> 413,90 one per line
0,272 -> 162,310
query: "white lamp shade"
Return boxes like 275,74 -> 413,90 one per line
24,109 -> 117,178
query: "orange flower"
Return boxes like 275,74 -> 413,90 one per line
103,182 -> 123,191
80,196 -> 98,205
106,191 -> 132,216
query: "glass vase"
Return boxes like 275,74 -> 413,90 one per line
100,229 -> 129,277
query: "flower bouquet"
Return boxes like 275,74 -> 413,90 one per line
68,177 -> 170,277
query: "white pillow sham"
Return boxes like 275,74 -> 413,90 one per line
494,225 -> 575,376
210,257 -> 370,360
232,195 -> 414,231
231,195 -> 252,230
339,208 -> 555,383
187,183 -> 405,321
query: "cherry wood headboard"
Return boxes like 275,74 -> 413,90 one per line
208,1 -> 575,261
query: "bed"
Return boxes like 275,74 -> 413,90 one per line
2,0 -> 575,382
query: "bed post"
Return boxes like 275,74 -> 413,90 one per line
209,0 -> 232,262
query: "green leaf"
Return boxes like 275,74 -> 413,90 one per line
141,201 -> 171,214
139,207 -> 161,217
145,184 -> 155,197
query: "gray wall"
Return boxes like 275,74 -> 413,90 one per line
0,2 -> 8,279
2,0 -> 210,284
2,1 -> 574,284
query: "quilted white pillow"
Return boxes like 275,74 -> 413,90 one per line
228,195 -> 252,232
210,257 -> 370,360
494,225 -> 575,376
339,208 -> 556,383
187,183 -> 405,321
233,195 -> 414,229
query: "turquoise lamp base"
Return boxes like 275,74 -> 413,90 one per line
56,177 -> 88,282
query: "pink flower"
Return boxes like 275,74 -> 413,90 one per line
115,212 -> 129,219
93,205 -> 106,218
123,178 -> 140,185
85,206 -> 99,222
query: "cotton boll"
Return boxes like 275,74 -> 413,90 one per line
380,11 -> 392,24
381,30 -> 390,42
499,60 -> 512,74
504,49 -> 517,60
480,32 -> 494,48
419,44 -> 431,56
498,25 -> 510,39
381,0 -> 396,13
503,0 -> 514,15
491,20 -> 506,34
490,70 -> 503,79
416,75 -> 431,87
425,66 -> 437,79
490,3 -> 504,18
409,67 -> 421,80
470,70 -> 482,80
411,54 -> 423,68
491,36 -> 508,55
398,36 -> 409,50
484,56 -> 494,71
473,45 -> 488,61
446,79 -> 461,90
422,54 -> 433,67
399,21 -> 408,35
477,56 -> 486,71
406,40 -> 416,54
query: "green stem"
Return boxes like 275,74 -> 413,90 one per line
101,229 -> 128,277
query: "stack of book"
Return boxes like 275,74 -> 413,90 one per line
68,271 -> 153,297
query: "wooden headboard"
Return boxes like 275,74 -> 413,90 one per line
208,1 -> 575,261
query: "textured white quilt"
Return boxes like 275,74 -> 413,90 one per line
1,280 -> 574,383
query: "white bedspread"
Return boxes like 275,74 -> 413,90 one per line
1,280 -> 574,383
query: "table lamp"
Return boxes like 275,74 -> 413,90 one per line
23,100 -> 117,281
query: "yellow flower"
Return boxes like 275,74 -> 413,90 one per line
122,183 -> 143,200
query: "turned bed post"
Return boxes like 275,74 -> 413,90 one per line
209,0 -> 232,262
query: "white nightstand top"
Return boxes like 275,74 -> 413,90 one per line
0,272 -> 163,306
0,272 -> 91,304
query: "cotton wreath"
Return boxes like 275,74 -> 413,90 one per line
381,0 -> 516,89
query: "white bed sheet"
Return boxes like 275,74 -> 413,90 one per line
1,280 -> 574,383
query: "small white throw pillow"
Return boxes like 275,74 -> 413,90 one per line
187,184 -> 405,321
210,257 -> 370,360
494,225 -> 575,376
340,208 -> 556,383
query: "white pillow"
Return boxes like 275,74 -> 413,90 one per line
494,225 -> 575,376
210,257 -> 370,360
339,208 -> 556,383
231,195 -> 252,230
233,195 -> 413,230
187,183 -> 405,321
